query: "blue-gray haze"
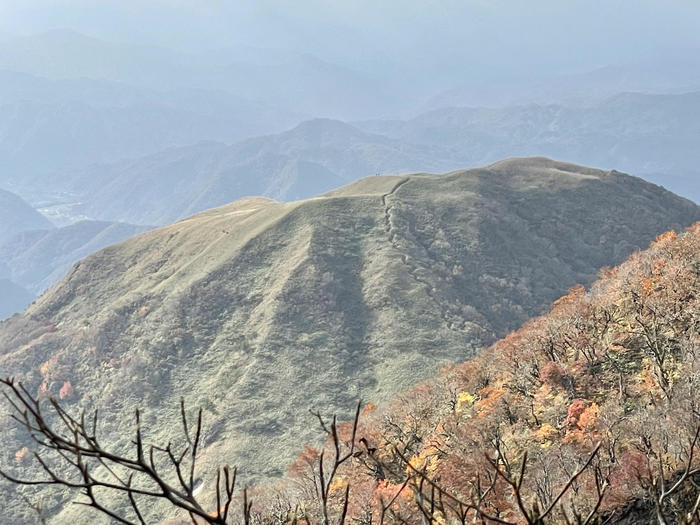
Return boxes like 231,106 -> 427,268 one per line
2,0 -> 700,115
0,0 -> 698,318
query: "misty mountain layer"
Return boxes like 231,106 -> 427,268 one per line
0,279 -> 34,320
51,91 -> 698,230
358,91 -> 700,201
0,220 -> 152,297
67,119 -> 449,225
0,200 -> 151,319
0,189 -> 52,244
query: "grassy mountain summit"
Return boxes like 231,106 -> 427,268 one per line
0,158 -> 698,523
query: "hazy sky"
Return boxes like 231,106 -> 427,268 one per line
2,0 -> 699,81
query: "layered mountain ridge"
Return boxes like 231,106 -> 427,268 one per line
0,220 -> 152,297
67,119 -> 446,225
59,91 -> 700,230
0,189 -> 52,244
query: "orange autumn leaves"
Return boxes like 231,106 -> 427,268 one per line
276,224 -> 700,523
563,399 -> 600,445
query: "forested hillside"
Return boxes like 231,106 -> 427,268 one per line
265,223 -> 700,524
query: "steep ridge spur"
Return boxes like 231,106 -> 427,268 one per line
382,176 -> 456,329
0,158 -> 698,523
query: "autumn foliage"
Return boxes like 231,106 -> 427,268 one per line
58,380 -> 75,400
263,224 -> 700,524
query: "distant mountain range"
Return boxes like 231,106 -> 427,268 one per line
0,158 -> 696,523
358,91 -> 700,201
0,187 -> 151,319
66,119 -> 449,225
57,91 -> 699,228
4,30 -> 700,121
0,29 -> 397,120
1,30 -> 698,215
0,98 -> 296,190
0,69 -> 301,194
423,58 -> 700,109
0,189 -> 52,243
0,220 -> 152,298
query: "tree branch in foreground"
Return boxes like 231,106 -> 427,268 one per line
0,377 -> 246,525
